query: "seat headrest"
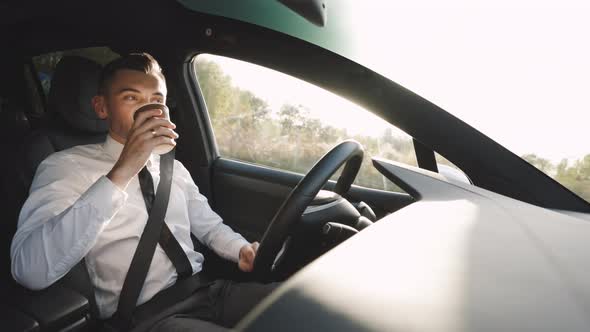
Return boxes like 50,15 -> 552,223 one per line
48,56 -> 108,134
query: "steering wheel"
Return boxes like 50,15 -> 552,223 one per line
253,140 -> 364,276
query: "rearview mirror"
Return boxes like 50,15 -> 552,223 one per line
278,0 -> 327,27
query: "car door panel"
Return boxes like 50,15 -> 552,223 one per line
210,157 -> 413,241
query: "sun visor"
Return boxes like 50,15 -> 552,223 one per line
176,0 -> 356,61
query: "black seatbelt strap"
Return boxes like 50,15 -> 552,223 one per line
138,165 -> 192,279
114,149 -> 176,330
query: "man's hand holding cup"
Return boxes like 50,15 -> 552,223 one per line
107,103 -> 178,190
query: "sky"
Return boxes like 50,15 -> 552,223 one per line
345,0 -> 590,163
204,0 -> 590,163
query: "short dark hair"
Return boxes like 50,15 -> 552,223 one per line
97,52 -> 165,95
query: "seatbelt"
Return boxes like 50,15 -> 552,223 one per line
138,166 -> 192,279
114,149 -> 176,330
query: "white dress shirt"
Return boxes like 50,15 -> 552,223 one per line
10,135 -> 249,318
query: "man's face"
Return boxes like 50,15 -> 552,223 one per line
94,69 -> 167,143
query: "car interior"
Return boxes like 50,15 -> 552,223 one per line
0,4 -> 415,331
3,1 -> 590,331
0,52 -> 399,331
0,48 -> 416,330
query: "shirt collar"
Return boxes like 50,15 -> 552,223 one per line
103,134 -> 124,161
102,134 -> 159,170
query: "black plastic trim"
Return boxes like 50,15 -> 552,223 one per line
413,138 -> 438,173
213,157 -> 414,216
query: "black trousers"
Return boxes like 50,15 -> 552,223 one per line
145,280 -> 279,331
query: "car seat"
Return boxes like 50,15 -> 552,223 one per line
10,55 -> 222,332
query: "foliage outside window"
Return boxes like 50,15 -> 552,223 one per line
193,54 -> 417,192
523,154 -> 590,202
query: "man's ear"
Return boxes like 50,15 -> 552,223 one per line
92,95 -> 108,120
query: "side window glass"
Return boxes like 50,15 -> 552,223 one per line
193,54 -> 417,192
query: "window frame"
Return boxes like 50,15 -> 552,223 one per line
187,52 -> 221,161
188,52 -> 424,193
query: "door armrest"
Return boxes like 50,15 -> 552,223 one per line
11,282 -> 89,331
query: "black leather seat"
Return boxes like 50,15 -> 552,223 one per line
0,105 -> 31,285
9,55 -> 222,332
20,56 -> 108,191
2,309 -> 40,332
7,55 -> 108,331
0,90 -> 42,332
0,58 -> 33,283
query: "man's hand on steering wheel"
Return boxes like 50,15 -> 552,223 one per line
239,242 -> 260,272
252,140 -> 364,278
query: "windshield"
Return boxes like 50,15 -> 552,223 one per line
352,1 -> 590,202
180,0 -> 590,202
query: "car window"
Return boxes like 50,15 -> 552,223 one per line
32,47 -> 119,97
192,54 -> 417,192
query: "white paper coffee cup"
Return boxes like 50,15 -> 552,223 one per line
133,103 -> 175,155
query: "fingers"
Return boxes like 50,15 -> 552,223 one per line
238,244 -> 257,272
241,246 -> 255,261
129,118 -> 178,151
152,126 -> 179,140
245,247 -> 255,261
151,135 -> 177,147
251,242 -> 260,253
135,117 -> 176,137
125,129 -> 176,157
134,127 -> 175,144
239,262 -> 253,273
131,109 -> 176,138
132,109 -> 163,129
109,108 -> 176,188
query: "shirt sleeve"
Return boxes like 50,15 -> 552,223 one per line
176,162 -> 249,263
10,152 -> 128,290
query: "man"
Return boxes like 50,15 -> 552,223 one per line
11,53 -> 276,330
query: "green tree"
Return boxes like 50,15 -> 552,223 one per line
522,154 -> 553,174
194,58 -> 234,120
551,156 -> 590,202
194,57 -> 427,193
